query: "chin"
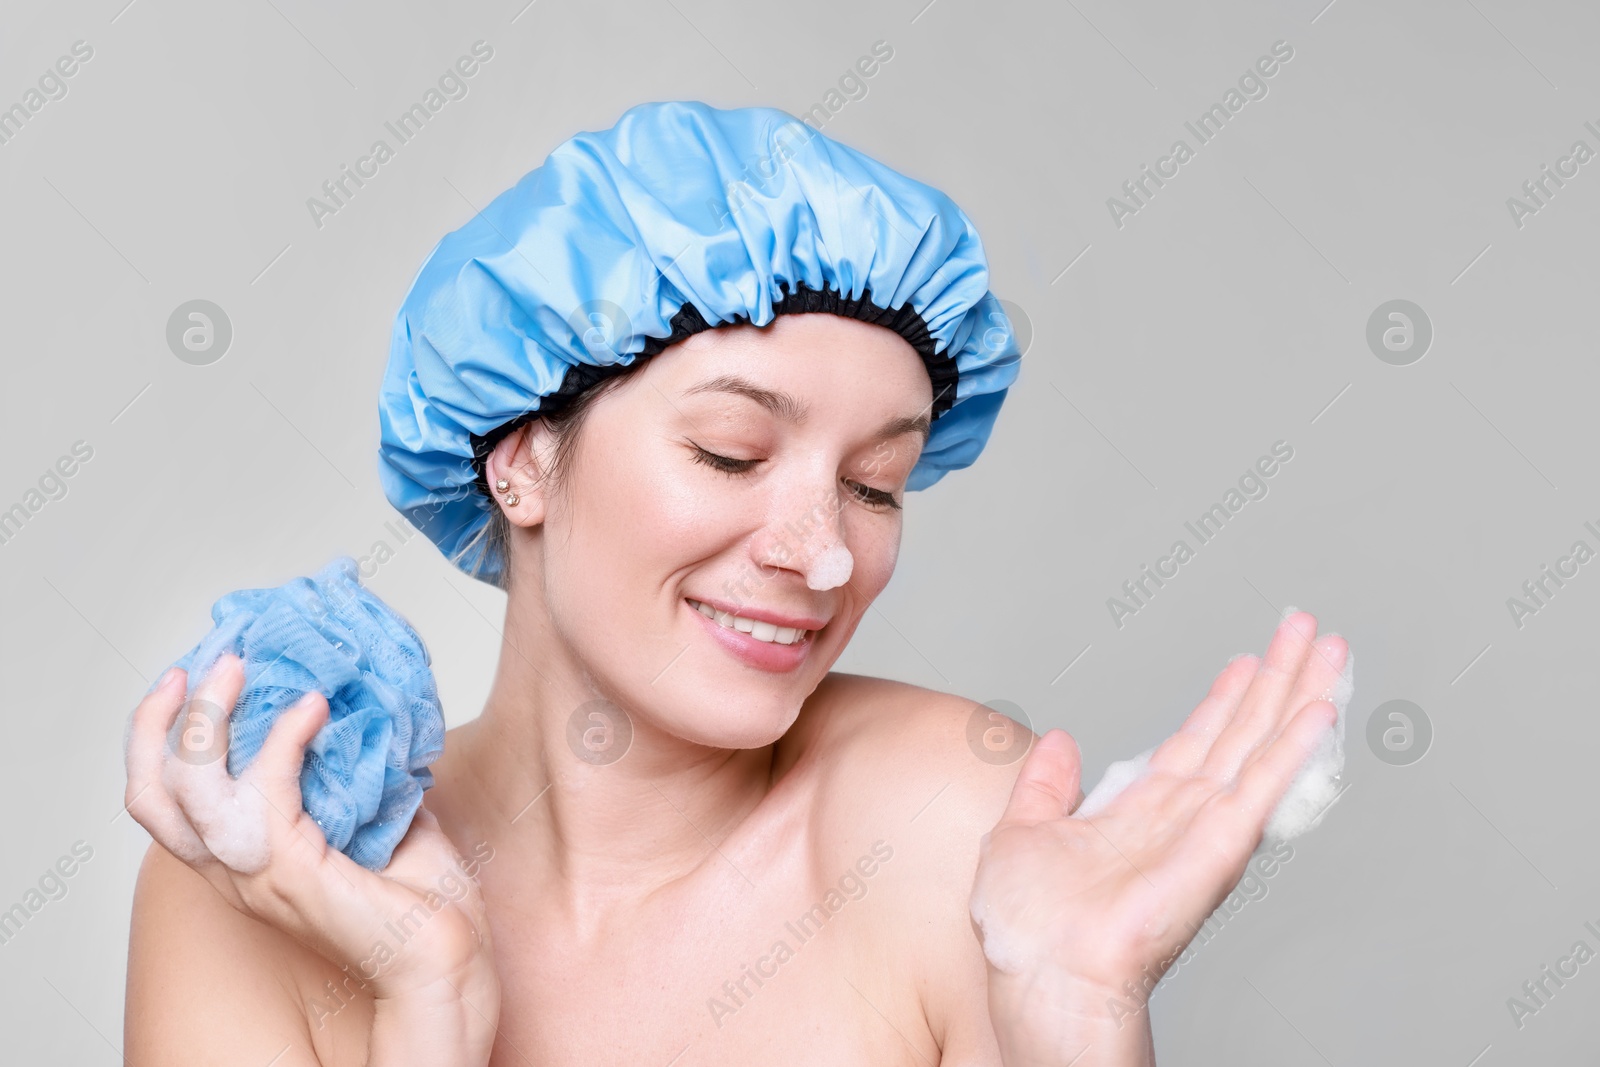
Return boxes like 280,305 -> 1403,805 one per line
659,688 -> 807,750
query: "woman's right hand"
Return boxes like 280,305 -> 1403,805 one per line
124,652 -> 500,1057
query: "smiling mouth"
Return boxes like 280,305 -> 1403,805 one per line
685,598 -> 813,646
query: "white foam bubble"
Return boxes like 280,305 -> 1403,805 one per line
146,807 -> 213,867
1073,746 -> 1156,820
164,760 -> 273,874
968,832 -> 1051,976
806,541 -> 854,590
970,907 -> 1040,975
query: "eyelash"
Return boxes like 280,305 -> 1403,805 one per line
689,445 -> 902,510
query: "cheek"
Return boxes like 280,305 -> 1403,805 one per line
845,512 -> 902,592
638,444 -> 750,555
553,437 -> 729,609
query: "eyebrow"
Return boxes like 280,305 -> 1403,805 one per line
681,374 -> 931,444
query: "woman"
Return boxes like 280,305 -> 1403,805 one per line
124,101 -> 1349,1066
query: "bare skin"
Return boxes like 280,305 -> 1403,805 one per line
125,313 -> 1350,1066
129,670 -> 1029,1065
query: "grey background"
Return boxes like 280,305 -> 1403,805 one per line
1,0 -> 1595,1062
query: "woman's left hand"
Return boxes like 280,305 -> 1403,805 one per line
970,612 -> 1348,1065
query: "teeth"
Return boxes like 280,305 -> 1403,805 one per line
689,600 -> 810,645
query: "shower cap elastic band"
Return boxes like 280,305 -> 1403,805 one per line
378,99 -> 1023,587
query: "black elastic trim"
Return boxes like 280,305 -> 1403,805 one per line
468,280 -> 959,496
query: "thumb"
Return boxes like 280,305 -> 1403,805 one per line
996,729 -> 1083,828
385,804 -> 459,875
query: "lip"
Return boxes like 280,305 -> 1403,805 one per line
685,595 -> 830,632
684,597 -> 816,673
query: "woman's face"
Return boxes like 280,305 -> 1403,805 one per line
502,312 -> 934,749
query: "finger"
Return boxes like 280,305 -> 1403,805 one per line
124,668 -> 215,866
993,729 -> 1081,828
126,667 -> 188,800
236,691 -> 342,869
1237,634 -> 1346,778
1151,703 -> 1338,906
1201,612 -> 1318,781
1303,631 -> 1349,685
1147,653 -> 1259,777
1242,613 -> 1324,740
1216,699 -> 1339,840
385,806 -> 466,884
167,652 -> 245,772
166,653 -> 250,851
1295,634 -> 1348,715
248,690 -> 328,809
1224,631 -> 1346,790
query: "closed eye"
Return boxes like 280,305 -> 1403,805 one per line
687,444 -> 901,510
689,445 -> 759,475
848,481 -> 900,510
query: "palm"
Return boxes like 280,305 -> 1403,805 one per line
976,765 -> 1264,987
971,613 -> 1348,992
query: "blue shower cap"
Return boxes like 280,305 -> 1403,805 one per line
378,99 -> 1022,587
164,556 -> 445,870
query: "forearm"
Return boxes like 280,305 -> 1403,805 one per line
988,969 -> 1157,1067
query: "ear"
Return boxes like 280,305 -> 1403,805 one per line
485,419 -> 558,528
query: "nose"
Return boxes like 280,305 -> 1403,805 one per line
755,483 -> 855,591
805,539 -> 853,591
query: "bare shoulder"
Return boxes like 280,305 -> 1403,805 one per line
796,671 -> 1035,837
789,671 -> 1033,894
126,842 -> 366,1065
792,673 -> 1033,1057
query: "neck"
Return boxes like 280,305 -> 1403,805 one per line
453,588 -> 778,926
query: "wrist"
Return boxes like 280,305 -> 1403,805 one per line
367,962 -> 501,1067
988,967 -> 1157,1067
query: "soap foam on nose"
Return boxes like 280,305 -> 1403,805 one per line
806,542 -> 853,590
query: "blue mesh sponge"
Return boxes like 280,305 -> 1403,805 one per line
164,556 -> 445,870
